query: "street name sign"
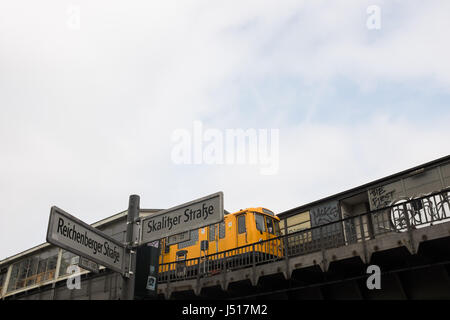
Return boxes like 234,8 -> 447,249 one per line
46,206 -> 126,274
141,192 -> 224,244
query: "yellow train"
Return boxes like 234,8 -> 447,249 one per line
159,207 -> 283,273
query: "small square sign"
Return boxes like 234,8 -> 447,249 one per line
146,276 -> 156,291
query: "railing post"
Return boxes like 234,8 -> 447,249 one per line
320,225 -> 327,272
366,207 -> 375,239
283,234 -> 290,280
319,225 -> 324,250
252,244 -> 256,286
252,244 -> 256,268
403,202 -> 416,254
222,252 -> 226,274
283,233 -> 289,258
167,263 -> 171,285
358,214 -> 368,263
358,215 -> 366,241
402,203 -> 411,230
197,258 -> 201,284
428,196 -> 435,225
222,252 -> 227,286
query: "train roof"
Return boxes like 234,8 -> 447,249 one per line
229,207 -> 277,217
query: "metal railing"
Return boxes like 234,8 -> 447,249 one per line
158,187 -> 450,283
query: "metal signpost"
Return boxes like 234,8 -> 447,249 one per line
134,241 -> 160,299
140,191 -> 224,245
121,194 -> 140,300
46,206 -> 126,274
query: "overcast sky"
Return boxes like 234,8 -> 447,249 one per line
1,0 -> 450,260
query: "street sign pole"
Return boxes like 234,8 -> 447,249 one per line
121,194 -> 140,300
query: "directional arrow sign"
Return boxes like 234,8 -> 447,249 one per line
46,206 -> 126,274
141,192 -> 224,244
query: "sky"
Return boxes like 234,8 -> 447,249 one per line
1,0 -> 450,260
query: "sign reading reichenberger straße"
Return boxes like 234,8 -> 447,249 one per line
46,206 -> 126,274
141,192 -> 224,244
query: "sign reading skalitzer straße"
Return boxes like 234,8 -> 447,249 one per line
141,192 -> 224,244
46,206 -> 126,274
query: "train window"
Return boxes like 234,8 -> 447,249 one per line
219,222 -> 226,239
209,225 -> 216,241
286,211 -> 311,234
255,213 -> 266,233
238,215 -> 246,234
178,229 -> 199,249
266,217 -> 275,234
274,220 -> 281,236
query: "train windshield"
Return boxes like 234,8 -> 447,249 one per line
255,213 -> 266,232
266,216 -> 281,236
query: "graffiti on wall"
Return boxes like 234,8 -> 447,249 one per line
310,201 -> 344,243
369,186 -> 396,210
310,202 -> 340,227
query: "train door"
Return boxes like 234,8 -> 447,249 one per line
265,216 -> 281,257
266,216 -> 276,238
254,213 -> 268,242
236,214 -> 247,248
254,213 -> 269,255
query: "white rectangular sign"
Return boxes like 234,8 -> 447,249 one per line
141,192 -> 224,244
46,206 -> 126,274
166,231 -> 190,246
79,256 -> 100,274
